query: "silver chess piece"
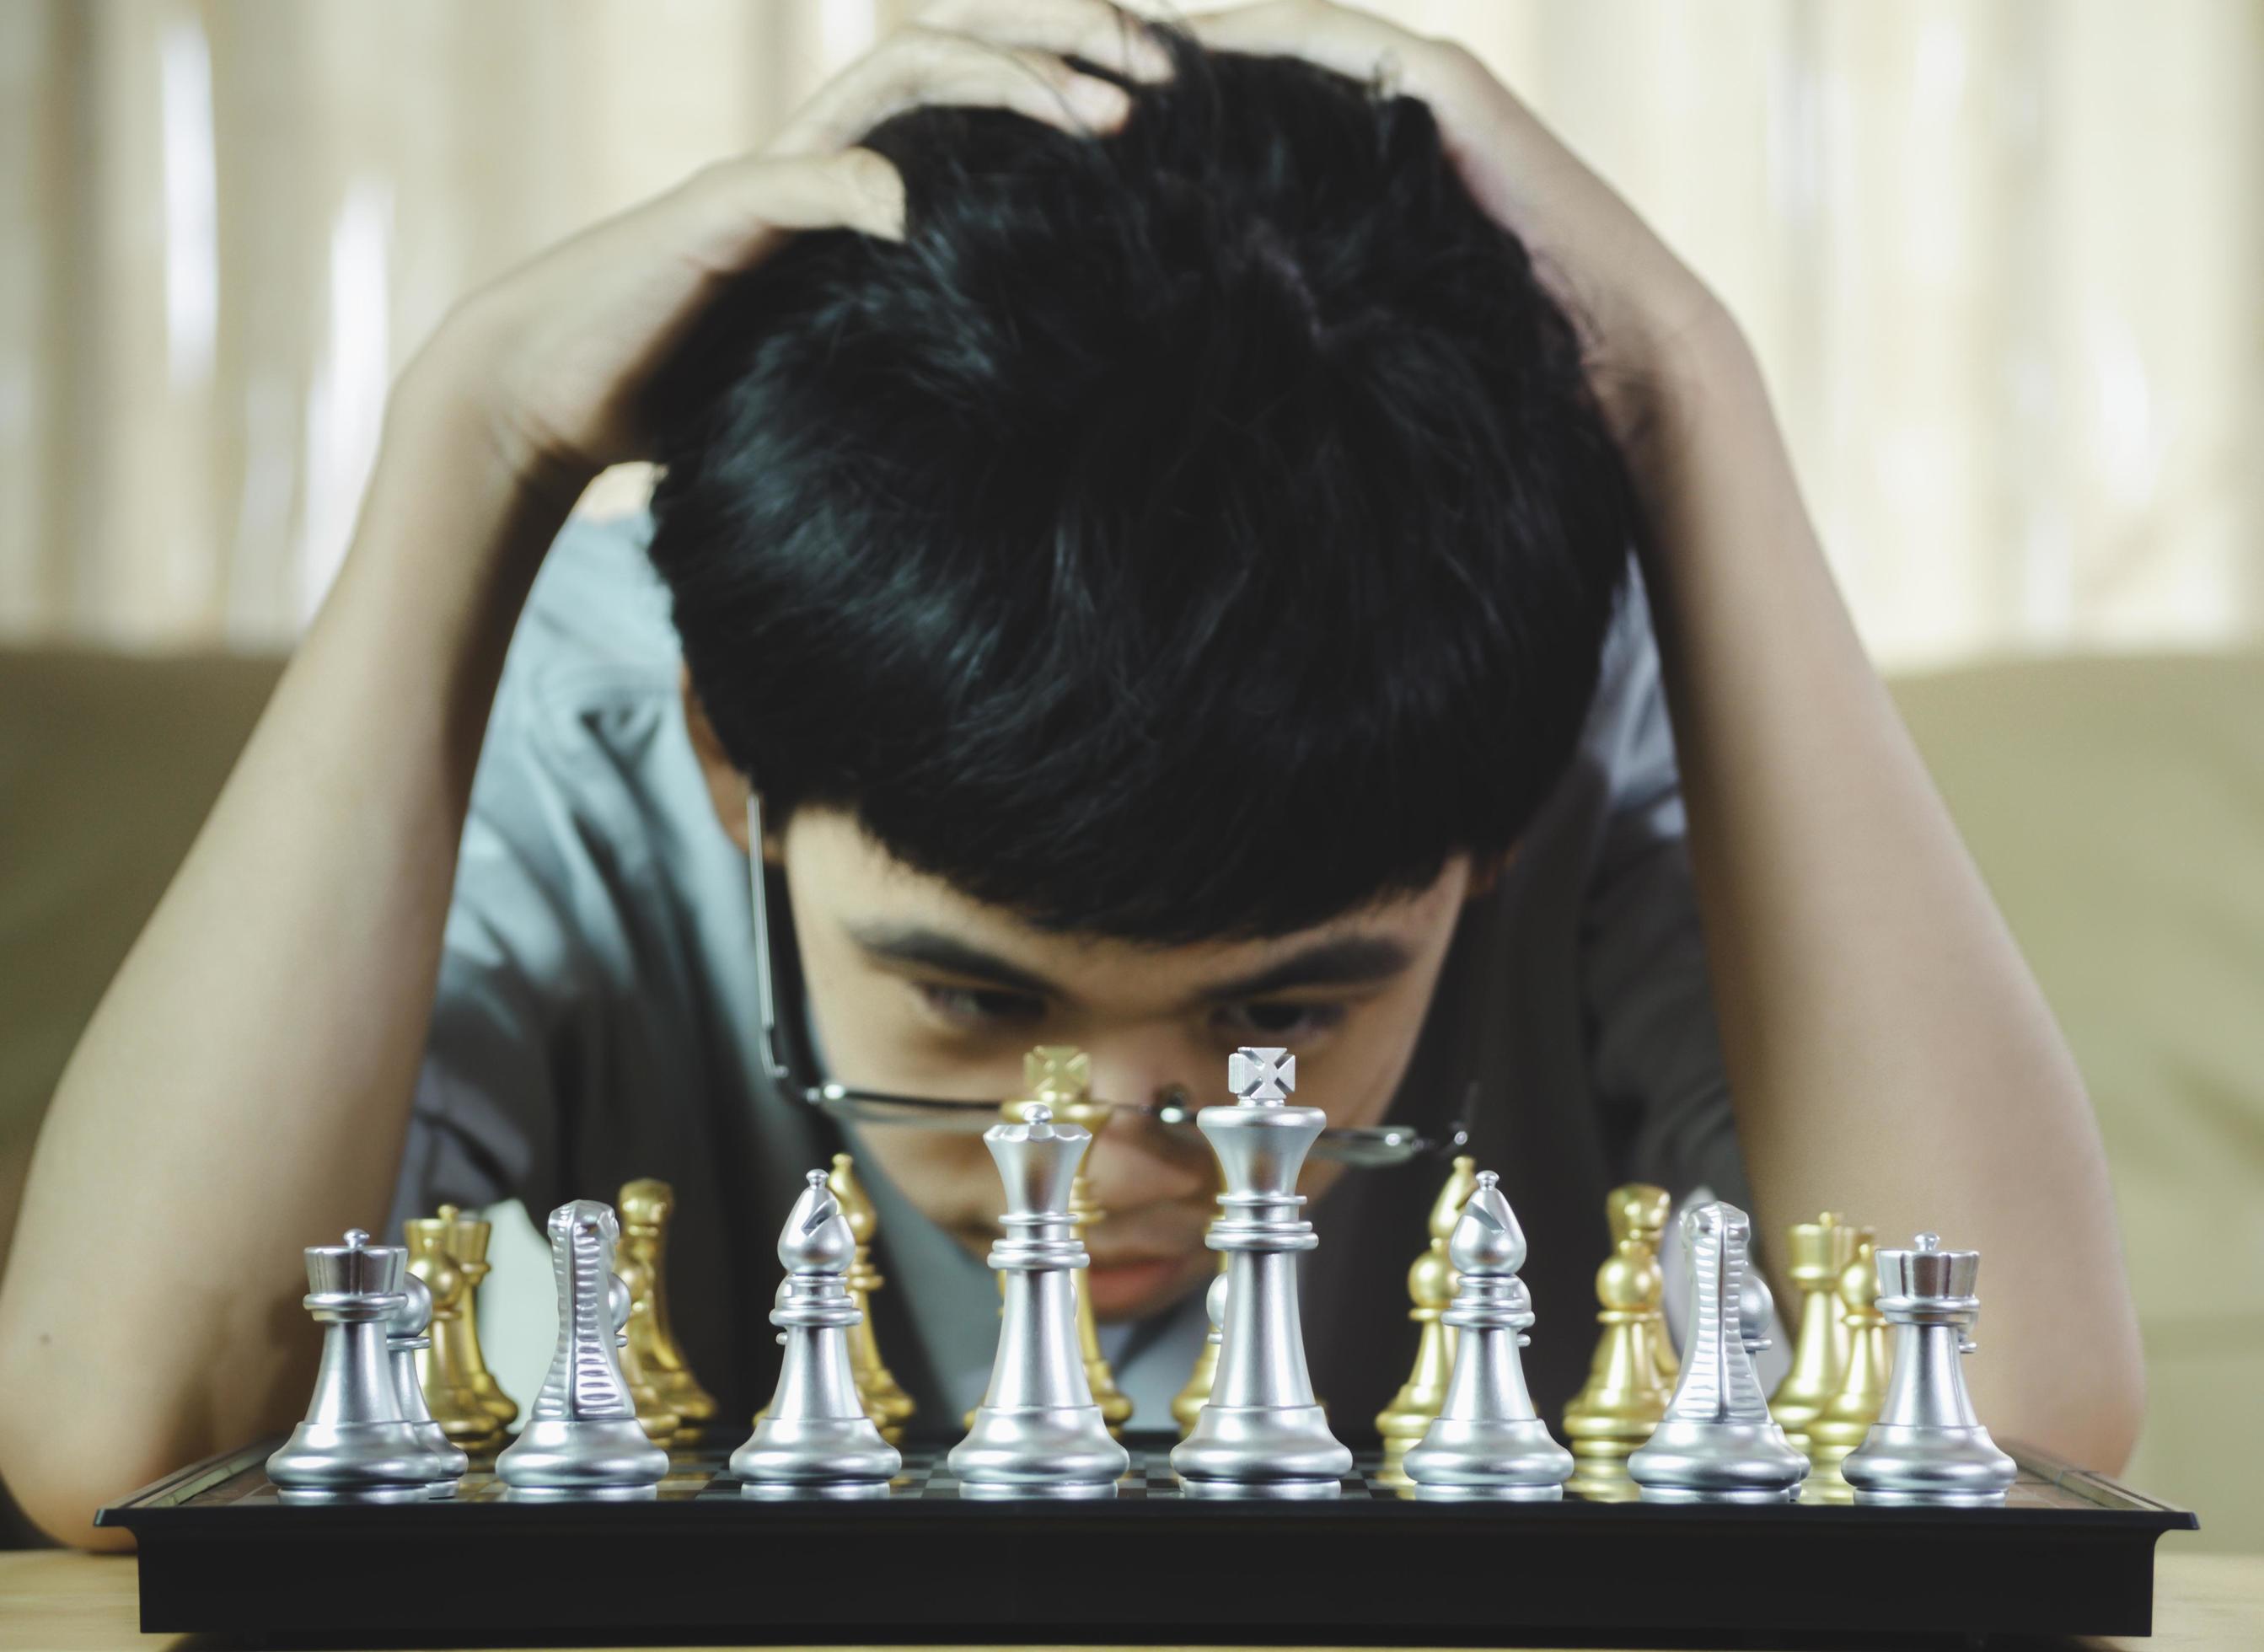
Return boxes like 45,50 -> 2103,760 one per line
1404,1171 -> 1574,1500
385,1271 -> 469,1498
731,1169 -> 902,1494
267,1230 -> 465,1504
950,1104 -> 1130,1496
1628,1201 -> 1809,1504
496,1200 -> 672,1497
1842,1233 -> 2019,1506
1171,1048 -> 1354,1496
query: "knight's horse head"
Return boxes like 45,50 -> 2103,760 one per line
549,1199 -> 619,1252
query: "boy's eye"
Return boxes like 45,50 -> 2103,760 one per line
915,983 -> 1047,1028
1215,1000 -> 1345,1041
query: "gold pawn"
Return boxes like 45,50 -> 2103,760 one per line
1805,1228 -> 1893,1472
1373,1156 -> 1478,1486
1004,1046 -> 1135,1436
1769,1212 -> 1854,1452
1562,1183 -> 1677,1499
1171,1249 -> 1229,1436
828,1154 -> 917,1445
435,1205 -> 518,1429
401,1215 -> 502,1450
618,1178 -> 719,1432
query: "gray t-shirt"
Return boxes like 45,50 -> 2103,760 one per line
388,509 -> 1748,1437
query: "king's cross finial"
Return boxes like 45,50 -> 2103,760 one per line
1228,1046 -> 1296,1103
1024,1046 -> 1091,1103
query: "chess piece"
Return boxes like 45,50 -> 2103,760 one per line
619,1178 -> 719,1431
405,1204 -> 517,1436
1563,1183 -> 1676,1496
1627,1202 -> 1808,1503
1770,1213 -> 1854,1451
384,1271 -> 470,1498
1805,1229 -> 1894,1472
400,1215 -> 502,1450
1005,1048 -> 1134,1436
1171,1049 -> 1354,1495
441,1206 -> 519,1429
612,1263 -> 680,1444
496,1201 -> 672,1495
1172,1261 -> 1229,1438
1375,1156 -> 1478,1486
732,1170 -> 903,1491
268,1230 -> 466,1504
824,1156 -> 916,1446
1843,1234 -> 2017,1505
1404,1171 -> 1575,1499
951,1104 -> 1130,1495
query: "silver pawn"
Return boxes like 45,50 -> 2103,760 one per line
384,1271 -> 469,1498
950,1103 -> 1129,1497
1628,1201 -> 1808,1504
731,1169 -> 901,1494
496,1200 -> 672,1497
1404,1171 -> 1574,1500
268,1230 -> 463,1504
1171,1048 -> 1353,1496
1843,1233 -> 2018,1505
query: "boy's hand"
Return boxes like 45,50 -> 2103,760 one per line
404,0 -> 1170,500
1188,0 -> 1738,442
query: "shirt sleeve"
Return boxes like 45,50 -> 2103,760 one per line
382,518 -> 664,1239
1578,568 -> 1752,1209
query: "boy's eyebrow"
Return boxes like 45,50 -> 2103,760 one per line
1193,936 -> 1412,1001
845,924 -> 1411,1005
847,925 -> 1062,999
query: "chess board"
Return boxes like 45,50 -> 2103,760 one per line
98,1432 -> 2196,1643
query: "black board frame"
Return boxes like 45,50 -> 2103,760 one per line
97,1435 -> 2198,1645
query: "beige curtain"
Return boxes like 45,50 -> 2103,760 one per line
2,0 -> 2257,668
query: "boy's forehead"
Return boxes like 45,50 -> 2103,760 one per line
782,805 -> 1467,1000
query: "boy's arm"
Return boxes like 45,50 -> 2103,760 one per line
0,149 -> 913,1551
1627,314 -> 2143,1469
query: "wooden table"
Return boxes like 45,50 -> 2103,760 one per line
1,1545 -> 2251,1650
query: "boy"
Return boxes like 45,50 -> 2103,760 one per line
0,1 -> 2139,1548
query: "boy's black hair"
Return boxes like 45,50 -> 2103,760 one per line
647,24 -> 1644,944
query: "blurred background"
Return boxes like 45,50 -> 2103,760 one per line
1,0 -> 2260,1547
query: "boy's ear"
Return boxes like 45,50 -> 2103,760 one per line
679,667 -> 781,861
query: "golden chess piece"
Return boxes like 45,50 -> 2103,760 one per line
432,1204 -> 518,1429
826,1154 -> 917,1445
401,1215 -> 503,1450
1373,1155 -> 1478,1487
618,1178 -> 719,1432
1769,1211 -> 1854,1452
1805,1228 -> 1893,1471
1562,1183 -> 1677,1497
1005,1046 -> 1135,1436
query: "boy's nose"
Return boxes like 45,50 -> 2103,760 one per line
1080,1066 -> 1215,1216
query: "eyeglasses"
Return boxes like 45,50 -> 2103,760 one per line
746,791 -> 1467,1168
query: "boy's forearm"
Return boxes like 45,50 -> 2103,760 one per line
1625,312 -> 2143,1468
0,381 -> 576,1547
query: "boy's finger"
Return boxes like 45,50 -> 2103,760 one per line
916,0 -> 1176,83
768,29 -> 1130,159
